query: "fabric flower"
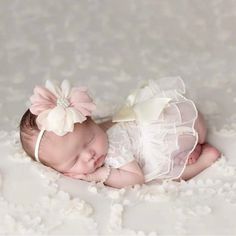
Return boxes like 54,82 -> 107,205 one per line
30,80 -> 96,136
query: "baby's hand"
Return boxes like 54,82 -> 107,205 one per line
65,166 -> 110,183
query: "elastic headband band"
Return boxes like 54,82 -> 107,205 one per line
34,129 -> 45,162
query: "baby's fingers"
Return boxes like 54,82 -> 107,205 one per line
72,174 -> 94,181
64,173 -> 86,180
74,174 -> 87,180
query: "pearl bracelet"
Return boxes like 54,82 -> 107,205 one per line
101,166 -> 111,184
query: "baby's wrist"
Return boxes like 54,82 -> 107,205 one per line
100,166 -> 111,184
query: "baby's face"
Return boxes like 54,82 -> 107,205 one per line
42,119 -> 108,175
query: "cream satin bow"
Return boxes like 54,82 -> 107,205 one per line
112,86 -> 172,123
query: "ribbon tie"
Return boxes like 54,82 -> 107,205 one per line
112,84 -> 172,123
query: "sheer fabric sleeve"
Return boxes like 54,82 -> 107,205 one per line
104,123 -> 135,168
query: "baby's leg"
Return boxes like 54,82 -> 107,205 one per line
174,102 -> 207,144
179,143 -> 221,181
187,144 -> 202,165
187,111 -> 211,164
195,111 -> 207,144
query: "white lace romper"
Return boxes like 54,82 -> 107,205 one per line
104,77 -> 199,183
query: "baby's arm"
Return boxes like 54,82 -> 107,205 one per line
69,160 -> 145,188
104,160 -> 145,188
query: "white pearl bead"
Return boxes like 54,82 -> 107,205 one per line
57,97 -> 70,109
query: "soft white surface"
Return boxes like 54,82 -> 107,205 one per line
0,0 -> 236,235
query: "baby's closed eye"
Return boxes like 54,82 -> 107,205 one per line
89,134 -> 95,143
71,155 -> 79,167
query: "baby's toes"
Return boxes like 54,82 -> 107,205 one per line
196,144 -> 202,154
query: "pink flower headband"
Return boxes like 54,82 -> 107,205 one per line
29,80 -> 96,162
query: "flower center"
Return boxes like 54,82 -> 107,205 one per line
57,97 -> 70,109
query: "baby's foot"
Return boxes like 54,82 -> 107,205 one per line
187,144 -> 202,165
196,143 -> 221,167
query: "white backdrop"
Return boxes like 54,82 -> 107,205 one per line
0,0 -> 236,235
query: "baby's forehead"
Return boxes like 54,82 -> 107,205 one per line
71,122 -> 93,141
46,122 -> 92,150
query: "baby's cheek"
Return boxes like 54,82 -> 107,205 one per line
73,162 -> 93,174
99,133 -> 108,150
105,134 -> 109,149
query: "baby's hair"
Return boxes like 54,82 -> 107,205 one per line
19,109 -> 41,162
